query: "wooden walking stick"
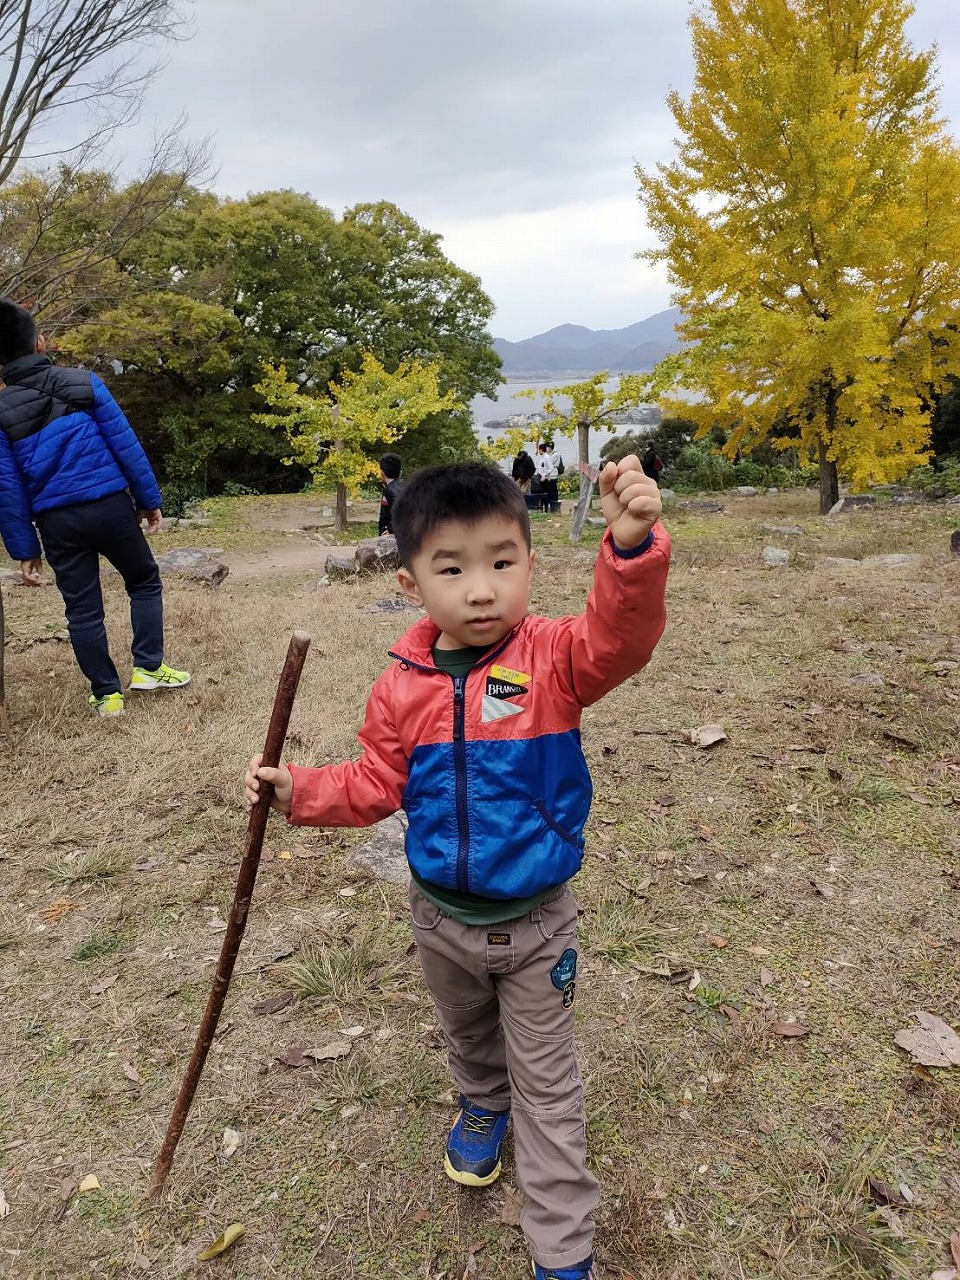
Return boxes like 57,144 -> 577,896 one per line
148,629 -> 311,1197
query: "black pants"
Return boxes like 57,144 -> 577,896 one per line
541,479 -> 559,510
36,490 -> 164,697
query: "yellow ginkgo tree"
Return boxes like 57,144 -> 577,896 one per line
638,0 -> 960,511
255,353 -> 458,530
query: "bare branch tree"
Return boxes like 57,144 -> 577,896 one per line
0,0 -> 190,187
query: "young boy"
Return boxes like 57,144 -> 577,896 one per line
0,297 -> 190,717
377,451 -> 405,536
245,458 -> 669,1279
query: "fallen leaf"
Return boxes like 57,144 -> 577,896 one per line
499,1183 -> 524,1226
341,1025 -> 366,1038
875,1206 -> 905,1237
810,877 -> 835,899
77,1174 -> 101,1193
278,849 -> 292,860
952,1233 -> 960,1270
868,1177 -> 908,1208
706,934 -> 728,949
278,1045 -> 308,1069
307,1040 -> 353,1062
120,1062 -> 141,1086
40,898 -> 76,924
894,1012 -> 960,1068
759,967 -> 775,987
929,1270 -> 957,1280
198,1223 -> 245,1261
221,1128 -> 240,1158
0,1188 -> 9,1218
89,973 -> 119,996
746,945 -> 772,958
59,1177 -> 77,1202
690,724 -> 727,749
769,1021 -> 810,1039
252,992 -> 293,1016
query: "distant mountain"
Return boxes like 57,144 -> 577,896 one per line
493,307 -> 683,377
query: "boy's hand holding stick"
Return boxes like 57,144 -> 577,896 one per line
148,630 -> 311,1198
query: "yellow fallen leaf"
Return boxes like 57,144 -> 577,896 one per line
78,1175 -> 100,1193
278,850 -> 292,860
198,1222 -> 245,1261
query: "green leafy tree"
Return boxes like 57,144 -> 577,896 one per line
255,352 -> 458,530
638,0 -> 960,512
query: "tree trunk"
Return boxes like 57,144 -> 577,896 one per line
569,417 -> 593,542
818,385 -> 840,513
335,482 -> 348,532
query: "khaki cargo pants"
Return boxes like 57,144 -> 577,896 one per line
410,881 -> 599,1271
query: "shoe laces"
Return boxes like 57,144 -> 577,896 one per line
461,1110 -> 498,1138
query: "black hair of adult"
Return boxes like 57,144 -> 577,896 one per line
379,452 -> 403,480
0,297 -> 38,365
392,461 -> 532,568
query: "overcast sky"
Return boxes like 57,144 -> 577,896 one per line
56,0 -> 960,340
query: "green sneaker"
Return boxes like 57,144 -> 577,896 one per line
129,662 -> 191,691
89,691 -> 125,718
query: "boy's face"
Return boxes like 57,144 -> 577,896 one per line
398,514 -> 534,651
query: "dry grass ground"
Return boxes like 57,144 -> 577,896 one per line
0,491 -> 958,1280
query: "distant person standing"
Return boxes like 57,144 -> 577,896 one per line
512,449 -> 536,493
0,297 -> 190,718
536,441 -> 560,511
378,452 -> 406,535
642,443 -> 664,486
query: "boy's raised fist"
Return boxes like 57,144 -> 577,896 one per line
598,455 -> 662,549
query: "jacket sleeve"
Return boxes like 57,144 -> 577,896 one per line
0,428 -> 41,561
89,374 -> 163,511
550,524 -> 670,708
287,670 -> 409,828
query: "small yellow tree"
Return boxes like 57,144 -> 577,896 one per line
638,0 -> 960,511
255,353 -> 458,530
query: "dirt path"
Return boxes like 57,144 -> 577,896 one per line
221,538 -> 338,580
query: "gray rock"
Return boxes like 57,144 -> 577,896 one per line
947,494 -> 960,506
678,499 -> 725,514
734,486 -> 759,497
951,530 -> 960,555
155,547 -> 228,586
324,552 -> 358,580
760,523 -> 804,537
860,554 -> 925,569
828,495 -> 877,514
819,556 -> 860,567
585,516 -> 607,527
167,516 -> 212,529
658,487 -> 677,502
350,813 -> 409,886
359,598 -> 421,615
761,546 -> 791,566
357,534 -> 400,574
766,487 -> 779,495
847,673 -> 885,688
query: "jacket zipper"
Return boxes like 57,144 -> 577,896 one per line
452,674 -> 469,890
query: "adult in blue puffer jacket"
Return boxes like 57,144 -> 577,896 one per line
0,297 -> 190,717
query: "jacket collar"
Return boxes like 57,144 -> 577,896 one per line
1,353 -> 53,383
389,614 -> 524,670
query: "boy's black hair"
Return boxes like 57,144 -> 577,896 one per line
0,297 -> 38,366
379,452 -> 403,480
393,461 -> 532,568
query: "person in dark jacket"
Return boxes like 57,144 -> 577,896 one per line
642,443 -> 664,484
0,297 -> 190,717
378,452 -> 406,536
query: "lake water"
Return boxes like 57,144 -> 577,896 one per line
470,378 -> 656,466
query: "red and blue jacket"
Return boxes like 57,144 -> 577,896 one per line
289,525 -> 670,900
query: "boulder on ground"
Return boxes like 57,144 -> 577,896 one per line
350,813 -> 409,886
734,486 -> 758,497
828,495 -> 877,514
678,499 -> 725,514
155,547 -> 228,586
659,487 -> 677,503
761,546 -> 791,567
324,552 -> 358,580
357,534 -> 400,574
760,523 -> 804,537
861,554 -> 925,569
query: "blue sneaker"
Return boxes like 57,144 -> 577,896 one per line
443,1096 -> 510,1187
531,1261 -> 594,1280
